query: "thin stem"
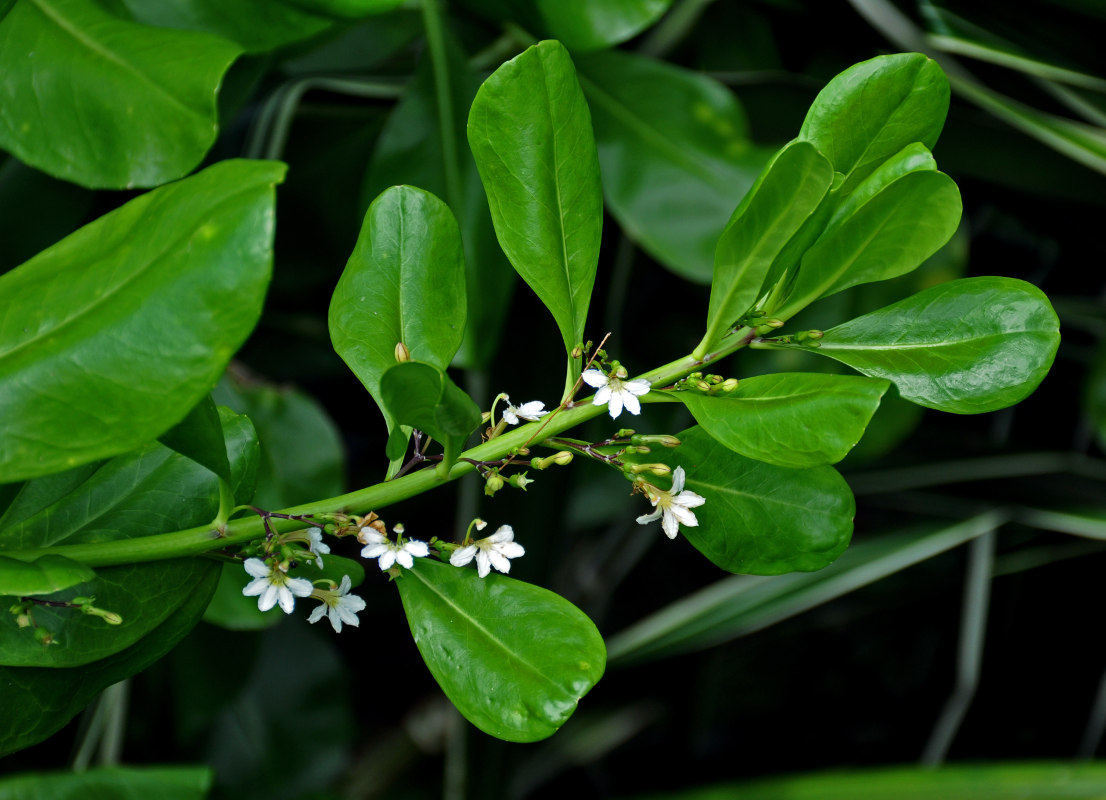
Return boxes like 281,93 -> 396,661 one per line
420,0 -> 463,211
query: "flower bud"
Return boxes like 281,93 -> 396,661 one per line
693,379 -> 711,392
34,627 -> 57,646
719,378 -> 740,394
508,472 -> 533,490
531,451 -> 574,469
628,462 -> 672,476
615,428 -> 636,439
570,344 -> 584,359
394,341 -> 410,363
631,434 -> 681,447
484,472 -> 505,496
14,613 -> 32,628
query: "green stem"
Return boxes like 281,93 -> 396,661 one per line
3,334 -> 755,569
421,0 -> 463,212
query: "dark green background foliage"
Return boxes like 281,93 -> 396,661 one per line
2,0 -> 1106,798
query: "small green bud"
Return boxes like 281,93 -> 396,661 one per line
628,462 -> 672,477
614,428 -> 636,439
14,613 -> 32,629
82,605 -> 123,625
508,472 -> 533,490
693,379 -> 711,393
571,344 -> 584,359
34,627 -> 56,646
394,341 -> 410,363
624,445 -> 651,454
484,472 -> 505,496
631,434 -> 681,447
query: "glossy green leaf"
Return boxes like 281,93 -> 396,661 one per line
379,362 -> 481,468
212,373 -> 345,510
644,427 -> 854,575
468,40 -> 603,358
157,394 -> 231,485
397,559 -> 606,743
607,512 -> 1002,665
799,53 -> 950,192
0,409 -> 256,667
0,159 -> 283,483
800,276 -> 1061,414
114,0 -> 404,52
0,562 -> 218,757
534,0 -> 671,51
575,48 -> 768,283
0,554 -> 95,597
776,168 -> 962,319
697,140 -> 832,353
638,762 -> 1106,800
0,0 -> 242,189
329,185 -> 467,436
673,373 -> 890,468
363,31 -> 515,369
0,766 -> 212,800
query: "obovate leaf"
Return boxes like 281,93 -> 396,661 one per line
114,0 -> 404,53
0,766 -> 212,800
0,554 -> 95,597
534,0 -> 672,51
0,159 -> 284,484
796,276 -> 1061,414
642,427 -> 854,575
379,362 -> 481,469
799,53 -> 950,192
157,394 -> 231,484
0,0 -> 242,189
673,373 -> 890,468
0,408 -> 257,667
468,40 -> 603,362
397,559 -> 606,743
0,561 -> 219,757
574,48 -> 769,283
329,185 -> 467,438
696,140 -> 832,356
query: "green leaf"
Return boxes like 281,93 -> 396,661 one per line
113,0 -> 404,53
212,373 -> 345,510
0,766 -> 212,800
575,48 -> 769,283
378,362 -> 481,469
397,559 -> 606,743
0,159 -> 284,484
329,185 -> 467,437
0,409 -> 257,667
157,394 -> 231,485
643,427 -> 854,575
799,53 -> 950,192
673,374 -> 890,468
798,276 -> 1061,414
0,561 -> 219,757
775,167 -> 962,319
0,554 -> 95,597
607,513 -> 1002,666
534,0 -> 671,51
363,32 -> 515,369
696,140 -> 832,355
0,0 -> 242,189
468,40 -> 603,360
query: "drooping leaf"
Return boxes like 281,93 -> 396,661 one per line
775,168 -> 962,319
0,554 -> 96,597
0,0 -> 243,188
797,276 -> 1061,414
575,48 -> 769,283
0,159 -> 284,483
378,362 -> 481,468
397,559 -> 606,743
468,40 -> 603,361
534,0 -> 672,51
363,30 -> 515,369
0,409 -> 257,667
799,53 -> 950,192
0,766 -> 212,800
696,140 -> 832,354
0,562 -> 219,757
641,427 -> 854,575
673,373 -> 890,468
113,0 -> 404,53
329,185 -> 467,436
157,394 -> 231,484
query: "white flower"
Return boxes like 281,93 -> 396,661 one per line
307,528 -> 330,568
360,529 -> 430,570
501,395 -> 548,425
241,558 -> 314,614
449,524 -> 525,577
581,369 -> 651,418
307,574 -> 366,633
636,466 -> 706,539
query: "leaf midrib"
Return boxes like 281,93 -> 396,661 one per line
29,0 -> 207,119
820,327 -> 1046,352
539,51 -> 576,343
690,477 -> 843,517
